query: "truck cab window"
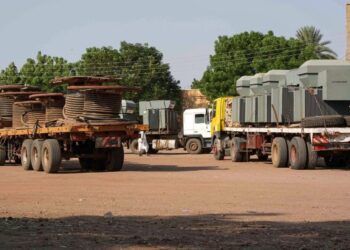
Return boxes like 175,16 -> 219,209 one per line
195,114 -> 205,124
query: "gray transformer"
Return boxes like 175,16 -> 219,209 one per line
140,100 -> 178,133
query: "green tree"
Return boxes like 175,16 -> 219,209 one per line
0,62 -> 20,84
193,31 -> 317,100
77,42 -> 181,105
296,26 -> 337,59
20,51 -> 73,92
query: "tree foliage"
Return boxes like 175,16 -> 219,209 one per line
20,51 -> 73,92
192,31 -> 327,100
77,42 -> 181,104
296,26 -> 337,59
0,62 -> 20,84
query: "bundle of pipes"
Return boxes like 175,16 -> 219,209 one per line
0,89 -> 41,128
29,93 -> 65,123
13,101 -> 45,128
50,76 -> 140,122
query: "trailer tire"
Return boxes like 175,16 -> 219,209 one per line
79,158 -> 92,171
186,138 -> 202,154
271,137 -> 288,168
301,115 -> 345,128
21,139 -> 33,170
130,139 -> 139,154
0,146 -> 6,166
31,139 -> 44,171
213,138 -> 224,160
289,137 -> 307,170
42,139 -> 61,173
230,137 -> 243,162
306,141 -> 318,169
105,147 -> 124,171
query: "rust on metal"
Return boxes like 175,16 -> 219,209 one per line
0,91 -> 42,97
29,93 -> 64,99
0,85 -> 24,92
50,76 -> 122,86
67,85 -> 141,92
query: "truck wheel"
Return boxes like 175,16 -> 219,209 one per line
213,138 -> 224,160
306,141 -> 318,169
42,139 -> 61,173
230,137 -> 243,162
148,147 -> 159,154
79,158 -> 92,171
0,146 -> 6,166
105,147 -> 124,171
130,139 -> 139,154
21,139 -> 33,170
289,137 -> 307,170
31,139 -> 44,171
271,137 -> 288,168
186,138 -> 202,154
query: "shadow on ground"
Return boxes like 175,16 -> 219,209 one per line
0,213 -> 349,249
58,160 -> 224,173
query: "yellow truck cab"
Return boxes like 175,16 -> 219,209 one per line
210,97 -> 233,160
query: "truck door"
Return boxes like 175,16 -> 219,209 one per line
193,111 -> 211,138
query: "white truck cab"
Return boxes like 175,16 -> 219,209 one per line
182,108 -> 212,154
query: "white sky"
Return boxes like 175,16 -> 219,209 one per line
0,0 -> 347,88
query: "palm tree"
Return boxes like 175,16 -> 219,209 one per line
296,26 -> 337,59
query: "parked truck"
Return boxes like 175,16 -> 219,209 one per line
126,100 -> 212,154
211,60 -> 350,169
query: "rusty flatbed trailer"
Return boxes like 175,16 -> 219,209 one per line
0,122 -> 148,173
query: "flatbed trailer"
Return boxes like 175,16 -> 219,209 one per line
212,125 -> 350,169
211,97 -> 350,170
0,121 -> 146,173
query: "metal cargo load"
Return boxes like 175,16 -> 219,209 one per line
298,60 -> 350,88
139,100 -> 178,133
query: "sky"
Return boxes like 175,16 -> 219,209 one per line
0,0 -> 348,88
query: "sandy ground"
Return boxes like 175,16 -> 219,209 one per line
0,149 -> 350,249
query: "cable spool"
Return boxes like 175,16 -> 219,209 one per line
0,90 -> 42,128
63,92 -> 84,119
13,101 -> 45,128
29,93 -> 65,123
82,91 -> 122,120
0,96 -> 15,127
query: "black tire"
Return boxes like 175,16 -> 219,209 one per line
0,146 -> 6,166
130,139 -> 139,154
344,116 -> 350,127
289,137 -> 307,170
230,137 -> 243,162
324,156 -> 348,168
21,139 -> 33,170
257,151 -> 269,161
31,139 -> 44,171
301,115 -> 345,128
186,138 -> 202,154
258,155 -> 268,161
271,137 -> 288,168
148,147 -> 159,154
213,138 -> 224,160
79,158 -> 92,171
42,139 -> 61,173
242,152 -> 250,162
306,141 -> 318,169
105,147 -> 124,172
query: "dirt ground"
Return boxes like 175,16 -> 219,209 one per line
0,149 -> 350,249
